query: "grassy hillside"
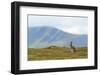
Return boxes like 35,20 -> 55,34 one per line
28,46 -> 88,61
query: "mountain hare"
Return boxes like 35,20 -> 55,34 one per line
70,41 -> 76,53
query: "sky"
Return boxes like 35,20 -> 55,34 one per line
28,14 -> 88,35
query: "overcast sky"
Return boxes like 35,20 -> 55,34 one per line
28,15 -> 88,35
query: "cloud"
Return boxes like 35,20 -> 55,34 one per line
62,27 -> 82,34
28,15 -> 88,35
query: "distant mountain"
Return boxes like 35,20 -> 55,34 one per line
28,26 -> 87,48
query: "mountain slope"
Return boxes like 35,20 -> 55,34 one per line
28,26 -> 87,48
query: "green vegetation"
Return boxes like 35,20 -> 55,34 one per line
28,46 -> 88,61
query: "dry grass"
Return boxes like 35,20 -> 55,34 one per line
28,47 -> 88,61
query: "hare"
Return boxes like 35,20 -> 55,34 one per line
70,41 -> 76,53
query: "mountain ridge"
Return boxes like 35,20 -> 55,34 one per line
28,26 -> 87,48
